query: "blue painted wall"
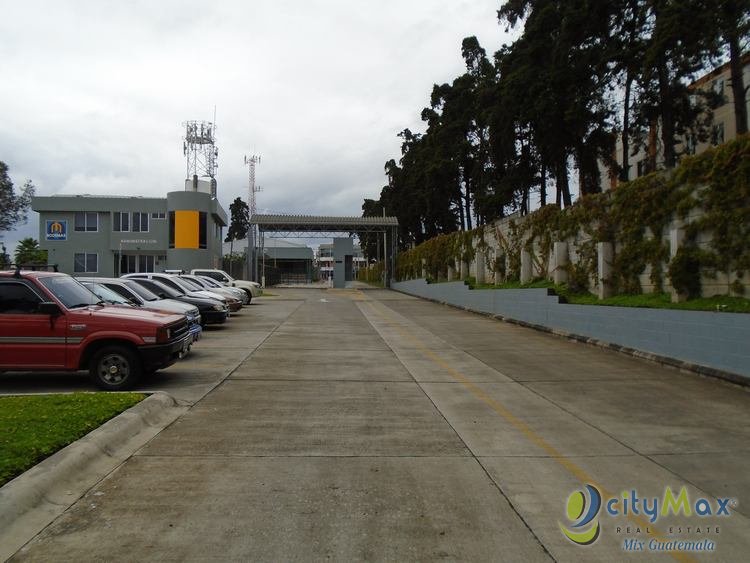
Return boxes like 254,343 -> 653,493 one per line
393,279 -> 750,380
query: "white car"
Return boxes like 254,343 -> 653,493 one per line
182,274 -> 249,305
190,269 -> 262,301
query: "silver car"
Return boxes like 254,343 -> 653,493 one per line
183,274 -> 249,305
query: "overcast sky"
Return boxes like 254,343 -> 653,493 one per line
0,0 -> 513,251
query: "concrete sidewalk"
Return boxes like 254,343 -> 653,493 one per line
8,289 -> 750,562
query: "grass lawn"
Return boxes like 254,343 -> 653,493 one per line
0,392 -> 144,487
563,291 -> 750,313
459,278 -> 750,313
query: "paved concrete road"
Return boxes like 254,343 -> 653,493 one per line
7,289 -> 750,562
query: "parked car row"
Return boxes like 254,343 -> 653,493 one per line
0,267 -> 260,391
189,269 -> 263,301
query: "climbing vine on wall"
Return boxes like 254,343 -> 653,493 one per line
395,229 -> 477,281
395,135 -> 750,296
358,260 -> 384,285
675,137 -> 750,295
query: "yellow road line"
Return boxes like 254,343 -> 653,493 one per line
362,299 -> 695,563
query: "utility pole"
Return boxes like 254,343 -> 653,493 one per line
244,154 -> 261,281
382,208 -> 387,287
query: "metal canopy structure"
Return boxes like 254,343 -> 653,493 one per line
251,214 -> 399,287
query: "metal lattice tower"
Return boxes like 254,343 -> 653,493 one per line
183,121 -> 218,180
245,154 -> 261,281
244,154 -> 261,217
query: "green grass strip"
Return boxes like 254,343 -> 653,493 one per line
0,392 -> 144,487
459,278 -> 750,313
563,292 -> 750,313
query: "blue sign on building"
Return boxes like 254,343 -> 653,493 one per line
45,220 -> 67,241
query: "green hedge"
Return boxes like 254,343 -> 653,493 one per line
396,135 -> 750,297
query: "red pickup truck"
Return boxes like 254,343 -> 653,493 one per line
0,269 -> 191,390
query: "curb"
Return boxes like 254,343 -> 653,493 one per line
0,391 -> 188,562
394,290 -> 749,388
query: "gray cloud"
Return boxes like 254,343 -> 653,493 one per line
0,0 -> 511,252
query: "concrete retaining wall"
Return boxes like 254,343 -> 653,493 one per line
406,199 -> 750,298
393,279 -> 750,381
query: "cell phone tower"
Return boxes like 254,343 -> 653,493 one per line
183,120 -> 219,197
245,154 -> 261,281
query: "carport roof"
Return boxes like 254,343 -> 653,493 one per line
251,214 -> 398,233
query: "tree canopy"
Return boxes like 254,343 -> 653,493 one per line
0,161 -> 35,233
0,244 -> 10,269
225,197 -> 250,243
14,237 -> 47,266
361,0 -> 749,257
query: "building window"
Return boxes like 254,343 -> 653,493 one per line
74,253 -> 98,273
199,212 -> 207,249
711,122 -> 725,146
74,212 -> 98,232
712,78 -> 725,97
169,211 -> 175,248
113,211 -> 130,232
132,212 -> 149,233
151,212 -> 166,219
138,255 -> 155,273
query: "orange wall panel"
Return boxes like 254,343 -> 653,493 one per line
174,210 -> 199,249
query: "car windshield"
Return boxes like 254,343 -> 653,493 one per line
197,276 -> 221,288
166,276 -> 198,293
153,276 -> 189,294
83,282 -> 131,305
195,276 -> 216,287
102,282 -> 143,304
38,275 -> 102,308
122,280 -> 159,302
198,270 -> 230,283
138,279 -> 181,298
179,277 -> 204,290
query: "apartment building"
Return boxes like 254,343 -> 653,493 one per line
601,55 -> 750,190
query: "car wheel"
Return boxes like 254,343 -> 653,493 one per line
89,345 -> 141,390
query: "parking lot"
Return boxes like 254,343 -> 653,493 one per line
0,293 -> 292,405
5,288 -> 750,561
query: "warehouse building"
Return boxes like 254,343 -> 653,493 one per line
222,239 -> 315,285
260,239 -> 314,284
33,183 -> 227,276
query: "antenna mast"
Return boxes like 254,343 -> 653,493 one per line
183,120 -> 219,197
244,154 -> 262,282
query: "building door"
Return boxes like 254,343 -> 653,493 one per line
120,254 -> 154,274
138,255 -> 155,273
120,255 -> 137,274
0,281 -> 67,368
